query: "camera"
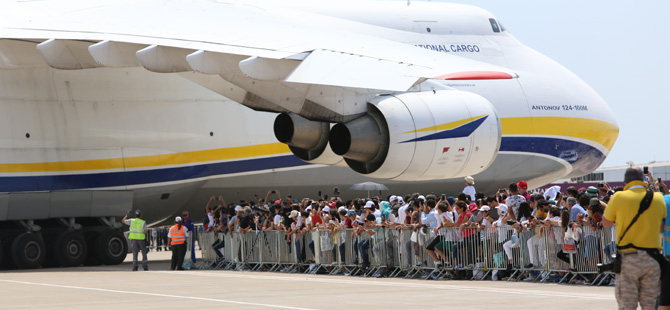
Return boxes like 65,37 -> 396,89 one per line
597,253 -> 621,273
506,220 -> 517,225
333,187 -> 340,196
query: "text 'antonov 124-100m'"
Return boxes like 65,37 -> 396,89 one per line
0,0 -> 618,269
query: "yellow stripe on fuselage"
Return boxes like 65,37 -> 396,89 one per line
404,114 -> 488,134
0,116 -> 618,174
0,142 -> 291,173
500,117 -> 619,151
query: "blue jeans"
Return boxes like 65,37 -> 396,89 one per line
359,239 -> 371,267
213,239 -> 225,259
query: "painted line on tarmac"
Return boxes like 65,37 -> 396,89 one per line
154,270 -> 611,300
0,279 -> 317,310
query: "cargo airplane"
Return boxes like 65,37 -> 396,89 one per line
0,0 -> 618,268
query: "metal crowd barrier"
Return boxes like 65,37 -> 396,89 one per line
191,224 -> 617,285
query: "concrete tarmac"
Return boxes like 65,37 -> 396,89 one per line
0,252 -> 617,310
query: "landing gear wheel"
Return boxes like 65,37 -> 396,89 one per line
95,229 -> 127,265
11,232 -> 46,269
82,231 -> 101,266
53,231 -> 87,267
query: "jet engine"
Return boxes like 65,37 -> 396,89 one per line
273,113 -> 342,165
329,90 -> 501,180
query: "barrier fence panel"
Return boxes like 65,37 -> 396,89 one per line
177,225 -> 617,284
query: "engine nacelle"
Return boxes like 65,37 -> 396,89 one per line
274,113 -> 342,165
329,90 -> 501,180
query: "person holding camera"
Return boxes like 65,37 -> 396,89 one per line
123,209 -> 148,271
602,167 -> 667,310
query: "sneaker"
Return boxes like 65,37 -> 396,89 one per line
522,276 -> 535,282
132,267 -> 138,271
434,261 -> 442,267
524,263 -> 534,269
143,267 -> 149,271
492,274 -> 498,281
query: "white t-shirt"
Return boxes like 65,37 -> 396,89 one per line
207,213 -> 215,228
463,185 -> 476,202
398,205 -> 408,223
389,213 -> 398,224
505,195 -> 526,217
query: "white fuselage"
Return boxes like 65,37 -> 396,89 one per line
0,1 -> 618,223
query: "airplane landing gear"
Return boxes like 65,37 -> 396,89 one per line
11,232 -> 46,269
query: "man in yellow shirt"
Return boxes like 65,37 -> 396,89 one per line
602,167 -> 666,310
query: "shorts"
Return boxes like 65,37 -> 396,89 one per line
615,251 -> 661,309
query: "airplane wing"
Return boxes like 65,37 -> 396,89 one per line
0,1 -> 516,121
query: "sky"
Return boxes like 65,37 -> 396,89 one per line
440,0 -> 669,168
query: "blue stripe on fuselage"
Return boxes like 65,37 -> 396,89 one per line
0,155 -> 309,192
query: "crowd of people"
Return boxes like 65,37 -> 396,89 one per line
202,173 -> 663,272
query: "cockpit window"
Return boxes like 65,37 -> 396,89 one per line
498,20 -> 507,32
489,18 -> 500,33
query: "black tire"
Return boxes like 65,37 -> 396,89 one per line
82,231 -> 102,266
11,232 -> 46,269
95,229 -> 127,265
53,231 -> 87,267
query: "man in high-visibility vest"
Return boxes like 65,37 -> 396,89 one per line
123,209 -> 149,271
168,216 -> 190,270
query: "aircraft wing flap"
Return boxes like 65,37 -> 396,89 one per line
285,49 -> 426,92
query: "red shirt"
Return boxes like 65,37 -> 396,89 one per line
311,214 -> 323,225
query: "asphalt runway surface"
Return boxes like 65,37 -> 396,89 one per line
0,252 -> 616,309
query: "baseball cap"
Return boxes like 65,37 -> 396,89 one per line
397,197 -> 404,204
517,180 -> 528,190
305,206 -> 313,211
418,195 -> 426,201
390,195 -> 397,202
586,186 -> 598,197
496,204 -> 508,214
468,204 -> 478,213
338,206 -> 347,213
289,210 -> 299,218
135,209 -> 142,216
234,205 -> 242,212
323,206 -> 331,213
347,210 -> 356,216
364,201 -> 374,209
548,199 -> 556,206
447,197 -> 456,206
479,206 -> 490,212
175,216 -> 182,222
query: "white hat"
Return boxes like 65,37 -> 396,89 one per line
364,201 -> 374,209
338,206 -> 347,213
397,197 -> 404,204
478,206 -> 490,212
418,195 -> 426,201
465,176 -> 475,185
289,210 -> 299,218
234,205 -> 242,212
305,205 -> 312,211
175,216 -> 182,222
323,206 -> 331,213
390,195 -> 397,202
497,204 -> 508,215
